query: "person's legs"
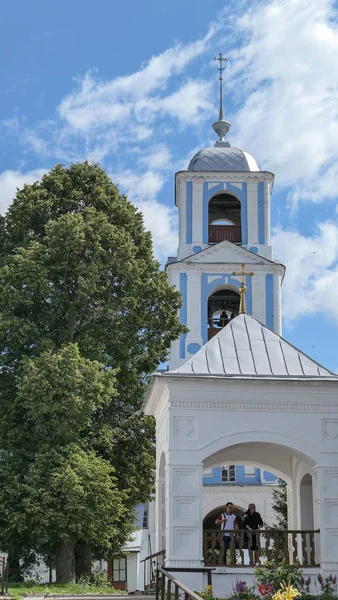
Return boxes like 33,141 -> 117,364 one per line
223,536 -> 230,564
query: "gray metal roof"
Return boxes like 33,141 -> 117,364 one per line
188,146 -> 259,172
171,314 -> 334,378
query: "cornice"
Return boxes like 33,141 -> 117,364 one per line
167,261 -> 285,275
203,486 -> 279,495
175,171 -> 274,185
170,400 -> 338,413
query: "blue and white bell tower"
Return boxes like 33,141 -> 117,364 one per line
167,54 -> 285,370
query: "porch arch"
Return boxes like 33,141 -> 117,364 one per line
199,431 -> 318,485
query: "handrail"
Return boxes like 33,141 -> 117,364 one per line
157,566 -> 205,600
140,549 -> 166,563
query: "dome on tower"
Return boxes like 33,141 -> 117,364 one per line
187,53 -> 260,173
187,146 -> 259,172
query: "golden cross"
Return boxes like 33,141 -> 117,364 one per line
232,263 -> 254,314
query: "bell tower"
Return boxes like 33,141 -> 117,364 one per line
167,54 -> 285,370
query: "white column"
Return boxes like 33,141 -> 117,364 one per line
168,271 -> 180,370
252,273 -> 266,324
273,273 -> 282,335
313,465 -> 338,577
165,462 -> 204,568
247,181 -> 258,245
186,271 -> 203,354
264,180 -> 271,245
192,182 -> 204,246
178,177 -> 186,247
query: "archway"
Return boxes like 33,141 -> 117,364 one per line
200,440 -> 318,568
208,193 -> 241,244
207,287 -> 240,340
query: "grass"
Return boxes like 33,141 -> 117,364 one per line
7,582 -> 126,600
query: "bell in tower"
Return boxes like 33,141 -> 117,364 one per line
166,54 -> 285,370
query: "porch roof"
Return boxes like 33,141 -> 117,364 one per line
169,314 -> 335,378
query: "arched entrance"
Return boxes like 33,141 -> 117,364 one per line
208,193 -> 241,243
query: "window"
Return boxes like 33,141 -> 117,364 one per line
112,557 -> 127,583
143,508 -> 148,528
221,465 -> 236,482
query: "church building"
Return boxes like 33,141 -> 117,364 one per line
143,54 -> 338,597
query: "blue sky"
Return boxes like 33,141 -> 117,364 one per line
1,0 -> 338,372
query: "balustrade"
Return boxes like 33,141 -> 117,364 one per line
209,224 -> 241,243
203,529 -> 320,568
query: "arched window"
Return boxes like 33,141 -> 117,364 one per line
209,193 -> 241,244
208,288 -> 240,340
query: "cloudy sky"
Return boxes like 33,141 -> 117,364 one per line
1,0 -> 338,371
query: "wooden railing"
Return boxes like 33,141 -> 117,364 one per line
209,225 -> 241,243
156,566 -> 206,600
141,549 -> 166,590
204,529 -> 320,568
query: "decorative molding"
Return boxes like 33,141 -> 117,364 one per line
322,419 -> 338,440
174,417 -> 197,440
203,486 -> 280,495
173,467 -> 199,493
170,400 -> 338,413
176,172 -> 274,185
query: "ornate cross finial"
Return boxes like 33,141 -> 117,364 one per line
232,264 -> 255,314
214,53 -> 228,121
212,53 -> 231,145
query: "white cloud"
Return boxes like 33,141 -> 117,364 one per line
272,221 -> 338,324
227,0 -> 338,206
138,144 -> 172,170
111,170 -> 178,262
0,169 -> 46,214
58,21 -> 219,136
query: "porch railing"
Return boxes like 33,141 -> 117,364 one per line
156,566 -> 205,600
141,549 -> 166,590
209,224 -> 241,243
204,529 -> 320,568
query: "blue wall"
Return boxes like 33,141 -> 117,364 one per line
203,466 -> 278,486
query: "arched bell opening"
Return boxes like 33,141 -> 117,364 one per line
207,287 -> 240,340
209,193 -> 241,244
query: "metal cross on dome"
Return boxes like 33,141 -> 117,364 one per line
214,52 -> 228,121
232,263 -> 255,314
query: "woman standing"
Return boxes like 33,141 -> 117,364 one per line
243,503 -> 263,565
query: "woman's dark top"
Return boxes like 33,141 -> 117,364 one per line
243,511 -> 263,530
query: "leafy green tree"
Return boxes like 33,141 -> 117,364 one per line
271,481 -> 288,529
0,162 -> 186,582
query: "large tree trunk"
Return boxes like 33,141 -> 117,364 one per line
74,542 -> 91,581
55,542 -> 75,583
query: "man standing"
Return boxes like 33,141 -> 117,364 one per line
215,502 -> 239,565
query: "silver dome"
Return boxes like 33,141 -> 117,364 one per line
187,146 -> 259,172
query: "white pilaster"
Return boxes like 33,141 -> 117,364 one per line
178,178 -> 187,247
264,181 -> 271,245
252,274 -> 266,325
192,182 -> 204,245
314,465 -> 338,577
165,462 -> 204,568
273,273 -> 282,335
186,271 -> 203,352
247,182 -> 258,245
